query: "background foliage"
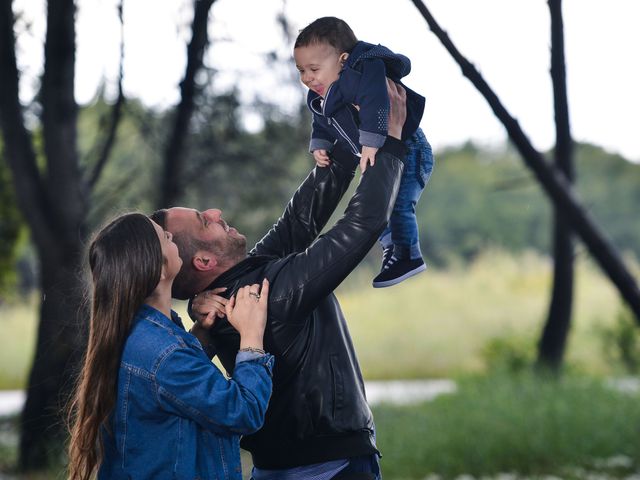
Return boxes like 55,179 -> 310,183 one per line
3,87 -> 639,300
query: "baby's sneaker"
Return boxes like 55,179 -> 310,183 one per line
372,256 -> 426,288
379,246 -> 395,270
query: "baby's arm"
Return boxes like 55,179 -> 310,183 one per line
309,114 -> 335,168
354,59 -> 391,173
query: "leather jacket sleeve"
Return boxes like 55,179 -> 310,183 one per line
250,145 -> 358,258
268,138 -> 407,322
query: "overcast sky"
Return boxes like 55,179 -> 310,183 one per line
13,0 -> 640,162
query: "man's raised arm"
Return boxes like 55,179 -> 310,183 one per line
250,146 -> 359,259
267,81 -> 410,320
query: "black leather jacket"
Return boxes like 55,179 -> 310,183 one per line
198,138 -> 406,469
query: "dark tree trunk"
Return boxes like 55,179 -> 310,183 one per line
410,0 -> 640,322
159,0 -> 216,208
0,0 -> 50,241
537,0 -> 575,371
41,0 -> 86,229
19,254 -> 87,468
0,0 -> 89,470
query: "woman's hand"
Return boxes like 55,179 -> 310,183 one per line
225,279 -> 269,351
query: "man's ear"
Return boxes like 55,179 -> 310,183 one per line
193,252 -> 217,272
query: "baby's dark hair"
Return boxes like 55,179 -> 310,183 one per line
294,17 -> 358,53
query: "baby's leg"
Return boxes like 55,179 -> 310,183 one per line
373,130 -> 434,288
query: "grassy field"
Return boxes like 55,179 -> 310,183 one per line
0,250 -> 635,389
339,249 -> 634,379
373,373 -> 640,479
3,374 -> 638,479
0,250 -> 639,478
0,296 -> 39,390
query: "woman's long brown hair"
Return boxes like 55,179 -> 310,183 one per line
67,213 -> 163,480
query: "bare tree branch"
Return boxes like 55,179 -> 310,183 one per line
409,0 -> 640,319
91,162 -> 146,220
160,0 -> 216,208
88,0 -> 126,188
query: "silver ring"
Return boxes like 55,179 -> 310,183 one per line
249,292 -> 260,300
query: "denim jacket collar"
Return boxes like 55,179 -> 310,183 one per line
137,303 -> 185,331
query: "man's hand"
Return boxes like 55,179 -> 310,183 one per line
189,287 -> 228,352
312,149 -> 331,167
191,287 -> 228,321
386,78 -> 407,140
359,146 -> 378,173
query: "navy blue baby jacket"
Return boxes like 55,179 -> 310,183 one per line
307,41 -> 425,155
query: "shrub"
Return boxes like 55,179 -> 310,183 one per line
373,373 -> 640,479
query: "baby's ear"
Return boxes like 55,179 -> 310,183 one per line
339,52 -> 349,65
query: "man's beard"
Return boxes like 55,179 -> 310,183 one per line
220,234 -> 247,265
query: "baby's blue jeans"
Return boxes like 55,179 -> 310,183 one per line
379,128 -> 434,259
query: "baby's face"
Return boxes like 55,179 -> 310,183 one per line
294,42 -> 346,98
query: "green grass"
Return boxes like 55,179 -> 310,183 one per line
373,373 -> 640,479
0,296 -> 38,389
339,249 -> 634,379
3,375 -> 639,479
0,251 -> 636,389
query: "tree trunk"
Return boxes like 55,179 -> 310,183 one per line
160,0 -> 215,208
0,0 -> 89,470
21,0 -> 89,470
19,252 -> 87,467
537,0 -> 575,371
410,0 -> 640,322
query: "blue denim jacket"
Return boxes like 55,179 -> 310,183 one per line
98,304 -> 274,480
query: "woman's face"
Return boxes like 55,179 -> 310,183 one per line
152,220 -> 182,281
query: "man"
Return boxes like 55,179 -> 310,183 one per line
151,80 -> 407,480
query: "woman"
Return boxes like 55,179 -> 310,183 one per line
67,213 -> 273,480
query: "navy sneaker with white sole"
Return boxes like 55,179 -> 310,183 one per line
372,256 -> 426,288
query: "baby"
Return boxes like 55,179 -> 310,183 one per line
294,17 -> 435,287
